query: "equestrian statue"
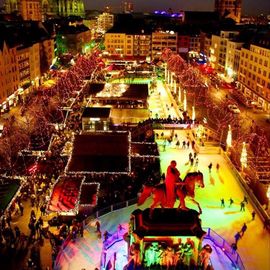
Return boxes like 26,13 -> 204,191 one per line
138,160 -> 205,214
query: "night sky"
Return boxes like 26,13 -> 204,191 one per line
0,0 -> 269,15
85,0 -> 270,15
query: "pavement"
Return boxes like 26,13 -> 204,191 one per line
2,198 -> 56,270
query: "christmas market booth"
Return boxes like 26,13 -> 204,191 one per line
47,175 -> 100,217
128,208 -> 206,269
83,83 -> 149,124
66,132 -> 131,173
81,107 -> 111,131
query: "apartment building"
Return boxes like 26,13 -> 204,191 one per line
238,44 -> 270,110
97,12 -> 114,33
17,42 -> 41,88
40,38 -> 54,73
152,31 -> 178,59
200,32 -> 212,58
0,41 -> 19,107
225,40 -> 243,80
133,32 -> 151,57
210,31 -> 239,72
189,35 -> 201,53
57,25 -> 90,55
105,33 -> 133,56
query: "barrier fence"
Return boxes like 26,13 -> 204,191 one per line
54,197 -> 245,270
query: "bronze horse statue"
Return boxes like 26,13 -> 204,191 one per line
138,172 -> 204,214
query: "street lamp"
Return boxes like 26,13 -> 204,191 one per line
240,142 -> 248,170
170,72 -> 174,88
174,79 -> 177,94
164,63 -> 167,82
178,86 -> 181,103
192,106 -> 195,123
183,90 -> 187,111
226,125 -> 232,149
267,185 -> 270,212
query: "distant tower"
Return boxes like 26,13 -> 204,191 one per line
123,1 -> 134,14
56,0 -> 85,17
215,0 -> 242,23
4,0 -> 19,14
5,0 -> 85,18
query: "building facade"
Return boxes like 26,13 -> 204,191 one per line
214,0 -> 242,23
61,29 -> 91,54
97,12 -> 114,33
152,31 -> 178,59
104,33 -> 133,56
225,40 -> 243,80
20,0 -> 42,21
0,41 -> 19,107
238,44 -> 270,111
210,31 -> 239,72
133,32 -> 151,57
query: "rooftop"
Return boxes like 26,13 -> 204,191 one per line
67,132 -> 130,173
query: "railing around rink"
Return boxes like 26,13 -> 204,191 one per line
221,149 -> 270,223
54,197 -> 247,270
93,197 -> 138,220
54,197 -> 138,269
203,227 -> 245,270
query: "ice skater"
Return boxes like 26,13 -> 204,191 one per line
241,223 -> 247,236
234,232 -> 241,243
229,198 -> 234,208
251,211 -> 256,220
216,163 -> 220,172
240,201 -> 246,211
220,198 -> 225,208
208,163 -> 213,173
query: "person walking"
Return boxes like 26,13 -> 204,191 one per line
240,201 -> 246,211
19,202 -> 24,216
243,196 -> 248,204
229,198 -> 234,207
182,141 -> 186,149
241,223 -> 247,236
220,198 -> 225,208
251,211 -> 256,220
189,152 -> 193,162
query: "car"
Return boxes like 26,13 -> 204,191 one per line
228,104 -> 240,114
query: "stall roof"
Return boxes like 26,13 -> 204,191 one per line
67,132 -> 130,172
85,83 -> 148,100
82,107 -> 111,118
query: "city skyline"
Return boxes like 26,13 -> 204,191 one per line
0,0 -> 269,15
84,0 -> 270,15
